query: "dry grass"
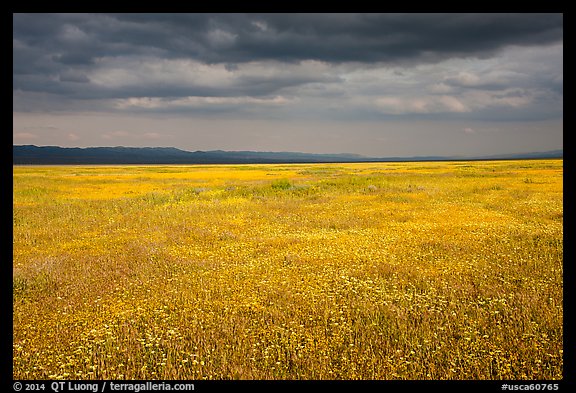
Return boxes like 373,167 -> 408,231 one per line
13,160 -> 563,379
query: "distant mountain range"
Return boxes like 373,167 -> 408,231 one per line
12,145 -> 563,165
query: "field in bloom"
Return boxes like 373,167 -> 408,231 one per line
13,159 -> 562,380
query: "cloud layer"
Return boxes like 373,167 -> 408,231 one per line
13,13 -> 563,155
13,13 -> 563,66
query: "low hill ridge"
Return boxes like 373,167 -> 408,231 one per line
13,145 -> 563,165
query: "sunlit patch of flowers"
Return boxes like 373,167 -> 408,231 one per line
13,160 -> 562,379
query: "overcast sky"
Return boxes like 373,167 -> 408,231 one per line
13,13 -> 563,157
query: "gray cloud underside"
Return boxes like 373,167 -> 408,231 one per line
13,13 -> 563,122
13,13 -> 562,66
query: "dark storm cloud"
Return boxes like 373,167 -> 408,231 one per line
13,13 -> 563,158
14,13 -> 562,76
13,12 -> 562,126
230,13 -> 563,63
93,13 -> 562,62
153,13 -> 558,59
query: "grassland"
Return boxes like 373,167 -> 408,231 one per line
13,159 -> 563,380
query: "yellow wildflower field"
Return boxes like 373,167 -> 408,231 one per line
13,160 -> 563,380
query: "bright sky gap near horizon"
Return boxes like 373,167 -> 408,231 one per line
13,13 -> 563,157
